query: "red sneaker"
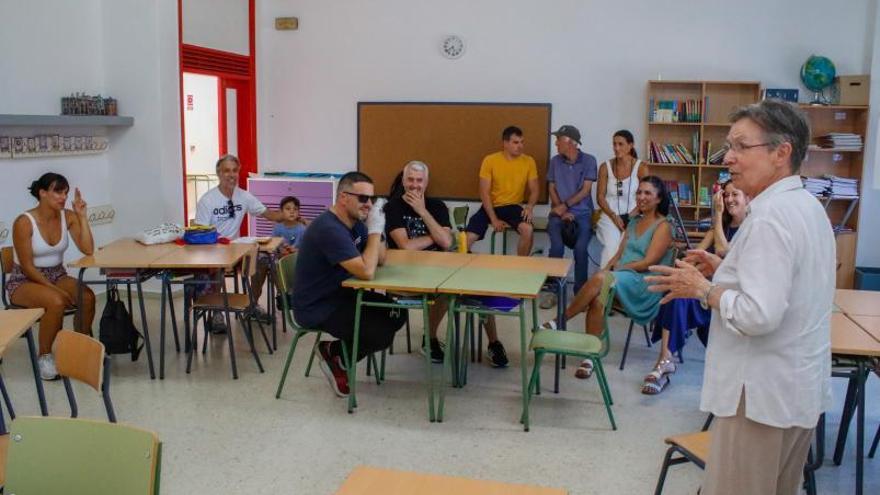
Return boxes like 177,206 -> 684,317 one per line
317,342 -> 350,397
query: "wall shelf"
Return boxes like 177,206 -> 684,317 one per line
0,114 -> 134,127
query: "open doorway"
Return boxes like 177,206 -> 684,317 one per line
182,72 -> 220,223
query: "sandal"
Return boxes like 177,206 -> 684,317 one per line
642,374 -> 670,395
643,358 -> 677,383
575,359 -> 594,379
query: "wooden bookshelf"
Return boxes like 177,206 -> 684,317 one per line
645,80 -> 761,242
799,104 -> 868,288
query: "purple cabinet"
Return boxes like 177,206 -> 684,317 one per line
247,177 -> 336,236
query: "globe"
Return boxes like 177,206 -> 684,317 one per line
800,55 -> 836,104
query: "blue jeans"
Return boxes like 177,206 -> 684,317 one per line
548,212 -> 593,293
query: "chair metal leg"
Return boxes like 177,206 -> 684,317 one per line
653,447 -> 676,495
593,358 -> 616,430
305,334 -> 321,377
405,309 -> 412,353
165,280 -> 181,353
254,318 -> 273,354
643,324 -> 651,347
243,318 -> 264,373
186,310 -> 199,374
869,422 -> 880,458
0,372 -> 15,420
102,356 -> 117,423
275,331 -> 302,398
62,377 -> 78,418
833,373 -> 858,465
620,320 -> 635,370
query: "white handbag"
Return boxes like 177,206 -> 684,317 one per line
136,223 -> 184,245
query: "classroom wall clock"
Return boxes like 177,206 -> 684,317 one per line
440,35 -> 465,59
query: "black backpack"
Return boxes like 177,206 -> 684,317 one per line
99,287 -> 143,361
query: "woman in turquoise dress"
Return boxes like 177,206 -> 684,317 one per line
544,175 -> 673,379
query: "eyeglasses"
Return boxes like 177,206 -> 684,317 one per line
616,180 -> 624,197
724,141 -> 772,154
341,191 -> 376,204
227,199 -> 235,219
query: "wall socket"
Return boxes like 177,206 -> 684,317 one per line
0,222 -> 8,244
87,204 -> 115,226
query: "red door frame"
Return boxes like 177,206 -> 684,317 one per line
177,0 -> 257,224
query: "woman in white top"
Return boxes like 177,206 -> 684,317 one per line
8,173 -> 95,380
595,130 -> 649,267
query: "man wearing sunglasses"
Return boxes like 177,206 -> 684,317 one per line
292,171 -> 405,398
194,154 -> 285,330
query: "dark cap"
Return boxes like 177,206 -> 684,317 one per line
551,125 -> 581,145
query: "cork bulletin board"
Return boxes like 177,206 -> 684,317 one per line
357,102 -> 552,201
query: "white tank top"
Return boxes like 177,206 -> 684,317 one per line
13,211 -> 69,267
602,159 -> 642,215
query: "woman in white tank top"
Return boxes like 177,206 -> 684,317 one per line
595,130 -> 649,268
7,173 -> 96,380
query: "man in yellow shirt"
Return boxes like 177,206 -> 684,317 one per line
464,126 -> 539,256
463,126 -> 539,368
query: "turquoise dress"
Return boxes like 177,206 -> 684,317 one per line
612,214 -> 673,325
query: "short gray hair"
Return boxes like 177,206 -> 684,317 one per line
403,160 -> 429,176
729,100 -> 811,173
215,154 -> 241,173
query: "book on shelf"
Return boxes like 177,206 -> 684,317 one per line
817,133 -> 863,151
699,186 -> 711,206
650,98 -> 702,123
649,135 -> 698,164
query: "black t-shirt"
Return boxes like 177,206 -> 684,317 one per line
384,196 -> 452,250
292,210 -> 367,327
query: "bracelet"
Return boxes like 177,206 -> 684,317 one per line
699,283 -> 717,310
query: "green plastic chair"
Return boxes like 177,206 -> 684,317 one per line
274,253 -> 382,399
524,271 -> 617,430
4,416 -> 161,494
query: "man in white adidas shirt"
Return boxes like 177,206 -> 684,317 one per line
194,154 -> 285,330
195,154 -> 284,238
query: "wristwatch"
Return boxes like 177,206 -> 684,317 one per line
699,283 -> 717,310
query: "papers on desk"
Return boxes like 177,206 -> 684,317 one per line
231,236 -> 272,244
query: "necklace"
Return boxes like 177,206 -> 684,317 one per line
613,157 -> 634,215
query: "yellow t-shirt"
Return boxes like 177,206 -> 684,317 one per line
478,151 -> 538,206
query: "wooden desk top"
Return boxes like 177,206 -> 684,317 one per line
342,264 -> 458,293
385,249 -> 474,268
848,315 -> 880,344
831,313 -> 880,357
257,237 -> 283,253
69,239 -> 178,269
335,466 -> 567,495
438,267 -> 547,299
149,243 -> 255,269
834,289 -> 880,317
465,254 -> 571,278
0,309 -> 44,355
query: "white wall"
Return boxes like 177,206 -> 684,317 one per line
183,0 -> 250,55
0,0 -> 115,258
102,0 -> 184,237
859,0 -> 880,267
255,0 -> 880,262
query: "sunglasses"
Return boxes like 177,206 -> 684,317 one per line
227,199 -> 235,219
341,191 -> 376,204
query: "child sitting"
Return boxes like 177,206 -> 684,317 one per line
273,196 -> 308,255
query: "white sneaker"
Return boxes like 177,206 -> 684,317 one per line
541,320 -> 558,330
38,354 -> 59,380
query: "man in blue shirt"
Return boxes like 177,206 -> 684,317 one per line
292,171 -> 405,398
546,125 -> 598,305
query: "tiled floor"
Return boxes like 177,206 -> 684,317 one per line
0,294 -> 876,494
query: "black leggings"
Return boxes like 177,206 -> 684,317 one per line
318,289 -> 406,362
